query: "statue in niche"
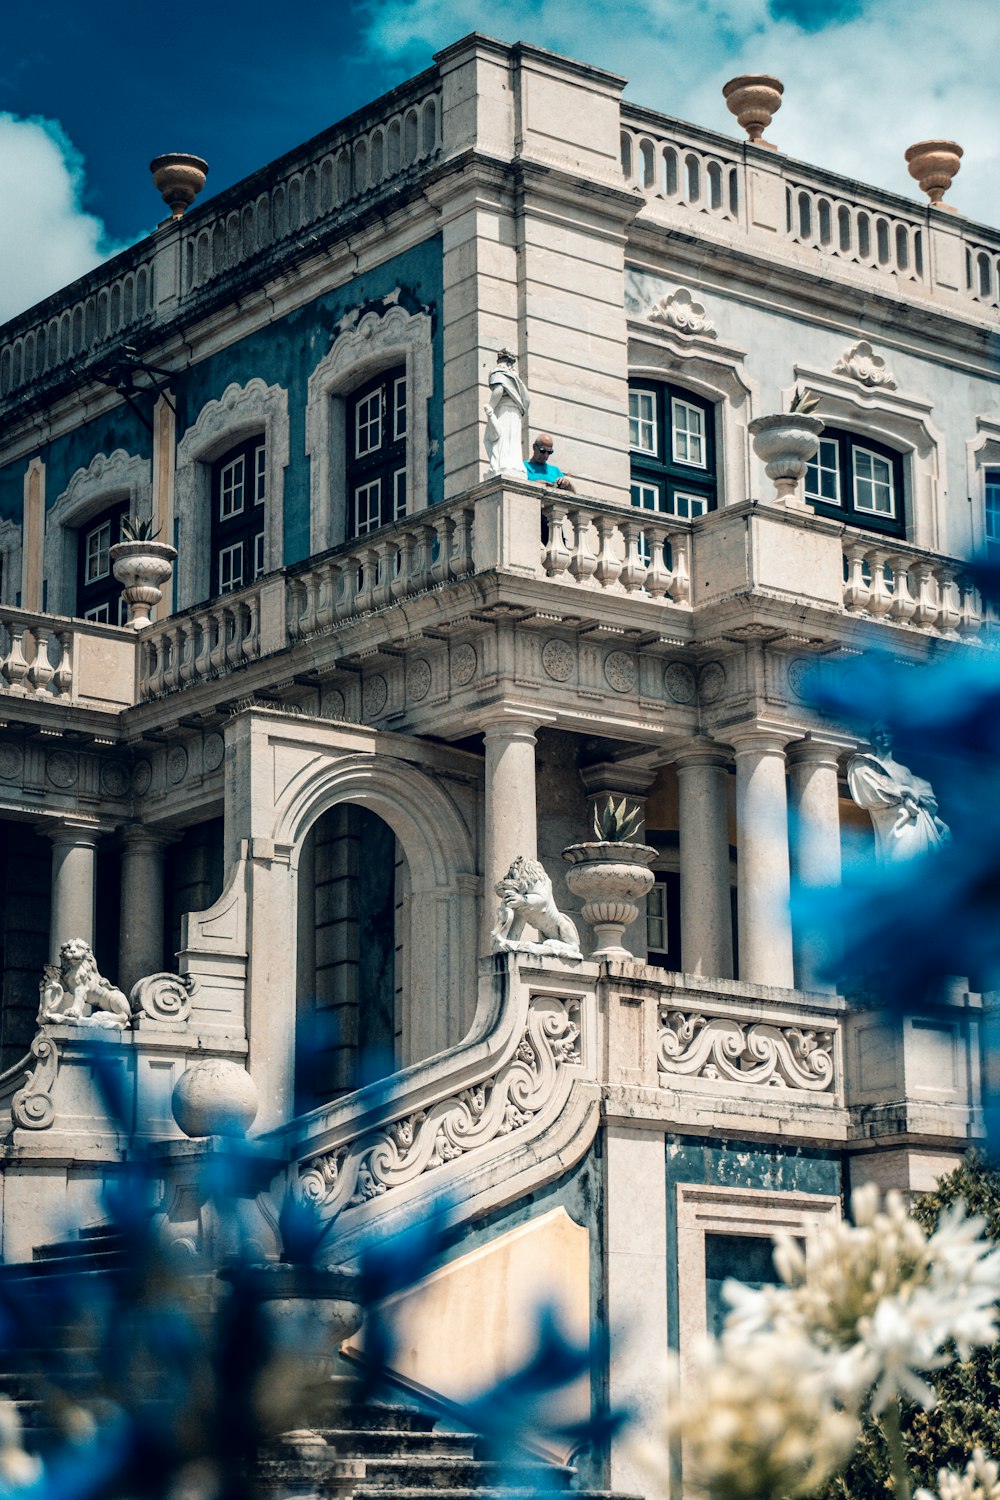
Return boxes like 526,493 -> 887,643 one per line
847,728 -> 950,863
490,855 -> 582,959
484,349 -> 529,479
37,939 -> 132,1029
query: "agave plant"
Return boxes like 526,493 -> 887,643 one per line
592,795 -> 642,843
119,515 -> 160,544
790,387 -> 821,415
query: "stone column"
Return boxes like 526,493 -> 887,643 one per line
787,738 -> 843,992
119,827 -> 170,993
731,727 -> 794,989
45,820 -> 100,959
481,715 -> 539,952
673,739 -> 734,979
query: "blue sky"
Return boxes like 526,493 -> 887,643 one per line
2,0 -> 997,322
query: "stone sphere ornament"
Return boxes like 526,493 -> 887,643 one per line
905,140 -> 963,213
149,153 -> 209,218
723,75 -> 784,150
172,1058 -> 259,1138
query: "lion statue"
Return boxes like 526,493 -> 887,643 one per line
490,855 -> 582,960
37,939 -> 132,1029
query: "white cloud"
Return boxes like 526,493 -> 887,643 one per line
357,0 -> 999,228
0,115 -> 129,324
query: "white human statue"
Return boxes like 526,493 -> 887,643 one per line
37,939 -> 132,1029
490,855 -> 582,959
846,727 -> 950,864
483,348 -> 529,479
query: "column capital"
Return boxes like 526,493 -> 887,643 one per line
667,735 -> 733,774
580,761 -> 657,796
728,723 -> 794,758
37,818 -> 104,849
479,710 -> 545,745
786,734 -> 852,770
117,824 -> 178,854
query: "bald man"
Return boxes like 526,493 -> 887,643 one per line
524,434 -> 575,492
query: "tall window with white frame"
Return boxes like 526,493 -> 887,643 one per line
985,467 -> 1000,561
76,498 -> 130,623
805,427 -> 905,537
346,364 -> 407,539
210,435 -> 266,598
628,379 -> 718,523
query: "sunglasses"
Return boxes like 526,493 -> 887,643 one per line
534,444 -> 554,453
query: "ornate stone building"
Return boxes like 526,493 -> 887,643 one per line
0,35 -> 996,1494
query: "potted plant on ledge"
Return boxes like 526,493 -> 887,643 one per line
563,797 -> 657,960
748,387 -> 824,507
111,515 -> 178,628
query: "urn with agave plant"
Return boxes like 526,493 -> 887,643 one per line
562,797 -> 656,960
111,523 -> 178,628
749,404 -> 824,503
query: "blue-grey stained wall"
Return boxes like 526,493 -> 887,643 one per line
664,1134 -> 843,1351
0,236 -> 444,571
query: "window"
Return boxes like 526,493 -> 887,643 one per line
646,871 -> 682,970
628,380 -> 717,521
985,468 -> 1000,561
346,365 -> 407,538
805,426 -> 905,536
76,498 -> 129,622
210,435 -> 266,596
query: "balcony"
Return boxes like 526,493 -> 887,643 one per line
0,481 -> 990,719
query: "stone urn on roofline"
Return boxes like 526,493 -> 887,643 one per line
111,516 -> 178,628
749,388 -> 824,509
563,798 -> 656,961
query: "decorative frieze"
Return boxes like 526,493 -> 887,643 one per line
298,995 -> 582,1216
657,1007 -> 835,1092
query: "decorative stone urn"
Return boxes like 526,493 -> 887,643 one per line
905,140 -> 963,213
149,153 -> 209,217
722,75 -> 784,149
562,842 -> 657,960
110,539 -> 178,628
749,413 -> 824,504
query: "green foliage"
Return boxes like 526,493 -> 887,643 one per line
819,1151 -> 1000,1500
790,386 -> 821,415
119,515 -> 159,543
592,796 -> 642,843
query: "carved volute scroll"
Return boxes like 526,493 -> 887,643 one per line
11,1033 -> 60,1130
131,972 -> 197,1026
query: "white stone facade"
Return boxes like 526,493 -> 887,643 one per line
0,32 -> 996,1492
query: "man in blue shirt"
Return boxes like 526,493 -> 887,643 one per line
524,434 -> 575,491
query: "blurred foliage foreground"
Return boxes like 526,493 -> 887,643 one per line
0,1066 -> 620,1500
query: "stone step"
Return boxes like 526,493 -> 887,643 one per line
351,1454 -> 572,1491
33,1227 -> 124,1261
318,1428 -> 478,1459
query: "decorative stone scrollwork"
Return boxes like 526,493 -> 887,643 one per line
298,995 -> 582,1215
11,1033 -> 59,1129
131,972 -> 197,1025
657,1009 -> 834,1091
647,287 -> 717,339
832,340 -> 897,391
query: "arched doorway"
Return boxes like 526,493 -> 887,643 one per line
295,804 -> 409,1112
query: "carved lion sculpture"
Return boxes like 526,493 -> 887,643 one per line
37,939 -> 132,1029
490,855 -> 582,959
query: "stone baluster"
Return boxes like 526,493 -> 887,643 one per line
618,519 -> 648,594
958,577 -> 982,635
886,554 -> 916,623
208,607 -> 227,674
51,630 -> 74,697
643,521 -> 672,600
392,531 -> 417,602
730,725 -> 795,989
162,629 -> 181,693
118,827 -> 171,994
864,548 -> 893,616
44,820 -> 101,958
481,713 -> 540,955
314,562 -> 336,632
176,621 -> 195,686
4,624 -> 29,692
787,737 -> 843,993
666,530 -> 691,604
593,514 -> 624,593
910,559 -> 939,628
542,502 -> 572,579
356,549 -> 377,614
451,507 -> 474,577
565,508 -> 598,588
373,541 -> 396,609
333,558 -> 359,621
933,564 -> 961,633
431,516 -> 455,586
27,626 -> 54,695
412,523 -> 437,590
192,619 -> 211,681
288,577 -> 308,639
842,542 -> 869,611
672,739 -> 734,979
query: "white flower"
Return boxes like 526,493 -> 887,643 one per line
916,1449 -> 1000,1500
722,1184 -> 1000,1414
0,1397 -> 42,1488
